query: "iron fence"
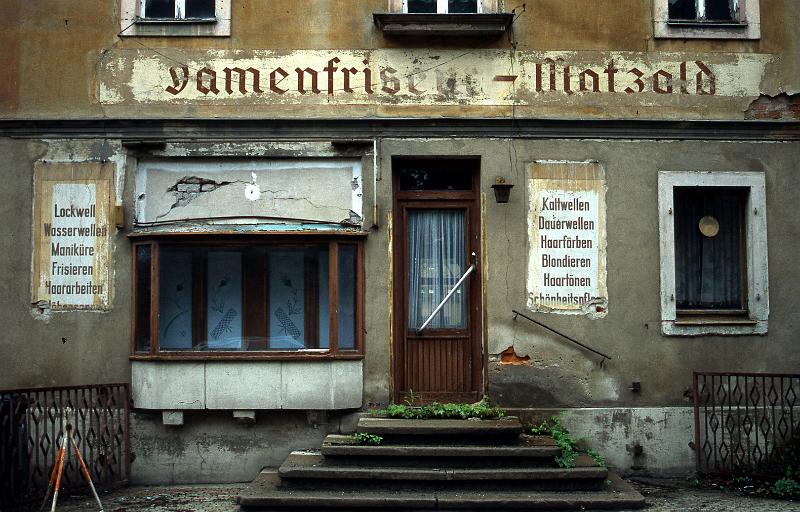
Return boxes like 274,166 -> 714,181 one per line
0,383 -> 130,506
693,372 -> 799,476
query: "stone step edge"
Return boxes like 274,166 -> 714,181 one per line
356,417 -> 523,436
238,472 -> 645,510
278,451 -> 607,481
322,435 -> 561,458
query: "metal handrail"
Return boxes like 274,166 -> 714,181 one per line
511,309 -> 612,360
417,259 -> 476,334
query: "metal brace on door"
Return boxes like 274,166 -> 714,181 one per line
416,252 -> 476,334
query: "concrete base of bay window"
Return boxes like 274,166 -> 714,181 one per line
131,360 -> 363,410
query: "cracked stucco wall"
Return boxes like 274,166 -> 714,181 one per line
135,158 -> 362,227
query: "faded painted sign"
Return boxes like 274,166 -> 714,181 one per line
135,159 -> 362,227
99,49 -> 771,118
32,162 -> 114,310
527,162 -> 607,316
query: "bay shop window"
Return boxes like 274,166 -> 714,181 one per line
132,237 -> 363,358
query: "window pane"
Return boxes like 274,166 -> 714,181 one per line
408,0 -> 437,13
674,188 -> 745,309
135,245 -> 152,352
398,160 -> 473,191
338,245 -> 358,349
144,0 -> 176,18
705,0 -> 734,20
669,0 -> 697,19
185,0 -> 215,18
206,251 -> 243,349
158,249 -> 193,350
407,209 -> 467,329
449,0 -> 478,13
267,246 -> 329,350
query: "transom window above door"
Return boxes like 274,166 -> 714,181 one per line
405,0 -> 482,13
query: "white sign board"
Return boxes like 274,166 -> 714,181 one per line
32,162 -> 114,310
527,162 -> 607,316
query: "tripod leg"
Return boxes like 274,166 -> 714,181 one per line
49,438 -> 67,512
39,442 -> 64,512
70,435 -> 103,511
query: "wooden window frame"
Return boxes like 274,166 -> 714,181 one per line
130,233 -> 365,361
653,0 -> 760,39
673,186 -> 749,317
139,0 -> 217,21
403,0 -> 483,14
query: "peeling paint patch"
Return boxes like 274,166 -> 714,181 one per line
499,346 -> 531,365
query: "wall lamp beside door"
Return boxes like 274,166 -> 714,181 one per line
491,177 -> 514,203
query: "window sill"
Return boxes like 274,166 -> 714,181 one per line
136,17 -> 218,24
130,352 -> 363,362
662,318 -> 767,336
373,13 -> 514,37
666,20 -> 748,28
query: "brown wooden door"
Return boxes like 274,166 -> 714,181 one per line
392,159 -> 482,404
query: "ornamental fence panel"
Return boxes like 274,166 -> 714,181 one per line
693,372 -> 799,476
0,383 -> 130,506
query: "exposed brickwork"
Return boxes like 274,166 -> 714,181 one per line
745,93 -> 800,120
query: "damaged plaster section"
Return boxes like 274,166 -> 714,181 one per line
158,176 -> 243,220
135,159 -> 363,229
744,93 -> 800,120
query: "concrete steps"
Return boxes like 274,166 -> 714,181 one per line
238,415 -> 646,510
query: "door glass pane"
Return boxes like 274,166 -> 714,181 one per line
185,0 -> 215,18
407,209 -> 467,329
449,0 -> 478,13
144,0 -> 176,18
398,161 -> 473,191
408,0 -> 437,13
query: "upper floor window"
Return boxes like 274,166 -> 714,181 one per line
669,0 -> 737,22
404,0 -> 482,13
141,0 -> 216,20
120,0 -> 231,37
654,0 -> 760,39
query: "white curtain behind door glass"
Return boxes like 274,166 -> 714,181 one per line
407,209 -> 466,329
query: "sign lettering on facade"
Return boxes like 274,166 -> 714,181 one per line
99,49 -> 770,117
527,162 -> 607,316
32,162 -> 114,310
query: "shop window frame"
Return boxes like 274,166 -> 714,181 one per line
119,0 -> 231,37
130,234 -> 365,360
658,171 -> 768,336
653,0 -> 760,40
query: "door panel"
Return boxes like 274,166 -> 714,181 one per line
392,159 -> 482,404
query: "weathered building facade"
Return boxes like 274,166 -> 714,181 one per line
1,0 -> 798,484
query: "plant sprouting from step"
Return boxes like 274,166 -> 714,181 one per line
351,432 -> 383,445
374,396 -> 506,420
525,415 -> 605,469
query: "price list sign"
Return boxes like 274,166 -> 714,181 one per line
32,162 -> 114,310
527,161 -> 607,316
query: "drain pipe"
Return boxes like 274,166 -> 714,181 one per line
372,137 -> 381,229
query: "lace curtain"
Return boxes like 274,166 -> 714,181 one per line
407,209 -> 467,329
